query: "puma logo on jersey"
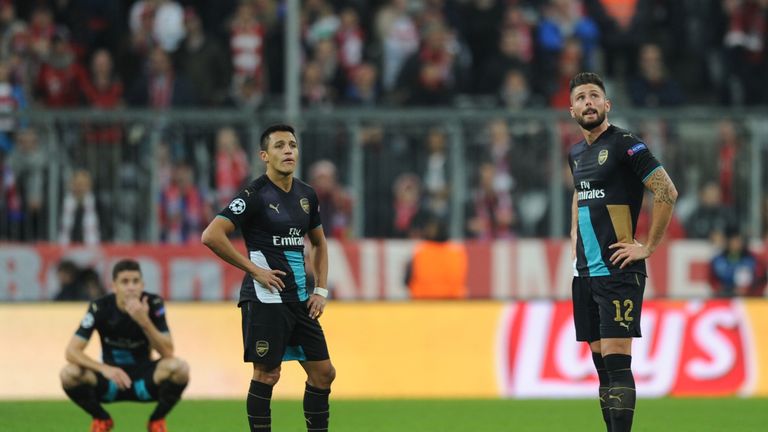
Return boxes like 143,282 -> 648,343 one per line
620,322 -> 630,331
269,203 -> 280,213
244,189 -> 251,196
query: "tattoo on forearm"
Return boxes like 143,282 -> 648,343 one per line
646,169 -> 677,206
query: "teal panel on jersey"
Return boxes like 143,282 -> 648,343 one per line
578,206 -> 610,276
133,379 -> 152,401
112,349 -> 135,365
284,251 -> 308,300
283,345 -> 307,361
103,380 -> 118,402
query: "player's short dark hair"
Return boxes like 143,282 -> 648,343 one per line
569,72 -> 606,95
260,124 -> 296,151
112,259 -> 142,280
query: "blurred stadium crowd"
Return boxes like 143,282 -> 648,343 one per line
0,0 -> 766,110
0,0 -> 767,251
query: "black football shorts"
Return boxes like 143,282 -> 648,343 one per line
96,360 -> 160,403
572,272 -> 645,342
240,300 -> 330,369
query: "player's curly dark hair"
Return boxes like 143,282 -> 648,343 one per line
260,124 -> 296,151
569,72 -> 606,95
112,259 -> 142,280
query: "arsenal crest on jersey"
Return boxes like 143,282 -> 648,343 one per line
598,149 -> 608,165
300,197 -> 310,214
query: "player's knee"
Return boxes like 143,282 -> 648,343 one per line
253,366 -> 281,386
60,364 -> 85,387
166,358 -> 190,384
312,364 -> 336,388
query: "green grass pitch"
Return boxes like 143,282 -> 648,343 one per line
1,398 -> 766,431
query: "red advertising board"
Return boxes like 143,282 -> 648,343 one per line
498,300 -> 751,397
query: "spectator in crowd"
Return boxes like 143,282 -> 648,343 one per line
159,162 -> 207,243
54,260 -> 83,301
0,147 -> 20,238
129,0 -> 185,53
228,76 -> 264,110
59,169 -> 105,246
466,161 -> 516,239
421,127 -> 450,218
229,0 -> 267,103
301,61 -> 334,107
127,47 -> 195,107
391,172 -> 427,238
586,0 -> 649,78
54,261 -> 106,301
537,0 -> 600,73
80,49 -> 123,109
486,119 -> 515,195
0,59 -> 26,153
394,22 -> 462,106
716,119 -> 748,209
343,62 -> 379,106
709,226 -> 766,297
460,0 -> 504,88
309,159 -> 353,239
336,7 -> 364,80
7,128 -> 45,241
305,1 -> 340,47
405,215 -> 467,299
685,181 -> 738,242
214,126 -> 249,209
720,0 -> 768,105
174,7 -> 229,106
376,0 -> 419,91
547,37 -> 584,108
479,28 -> 531,95
35,31 -> 86,107
628,43 -> 684,107
80,49 -> 123,153
0,0 -> 25,58
501,5 -> 534,62
498,68 -> 541,109
311,38 -> 347,98
28,5 -> 56,62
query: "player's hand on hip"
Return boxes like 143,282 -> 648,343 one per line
252,269 -> 286,294
609,239 -> 650,269
307,294 -> 326,320
100,365 -> 132,390
125,296 -> 150,325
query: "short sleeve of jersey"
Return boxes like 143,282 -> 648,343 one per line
218,187 -> 260,228
568,152 -> 575,175
619,136 -> 662,182
309,189 -> 322,230
75,301 -> 99,340
147,295 -> 170,333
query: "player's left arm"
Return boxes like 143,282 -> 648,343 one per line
641,167 -> 678,252
610,136 -> 679,268
610,167 -> 678,268
306,225 -> 328,320
125,295 -> 175,358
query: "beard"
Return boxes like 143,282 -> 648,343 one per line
576,110 -> 606,131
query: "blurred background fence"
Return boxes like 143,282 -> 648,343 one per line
4,108 -> 767,244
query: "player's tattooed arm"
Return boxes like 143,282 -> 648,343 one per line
644,168 -> 677,206
610,167 -> 677,268
643,167 -> 678,254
